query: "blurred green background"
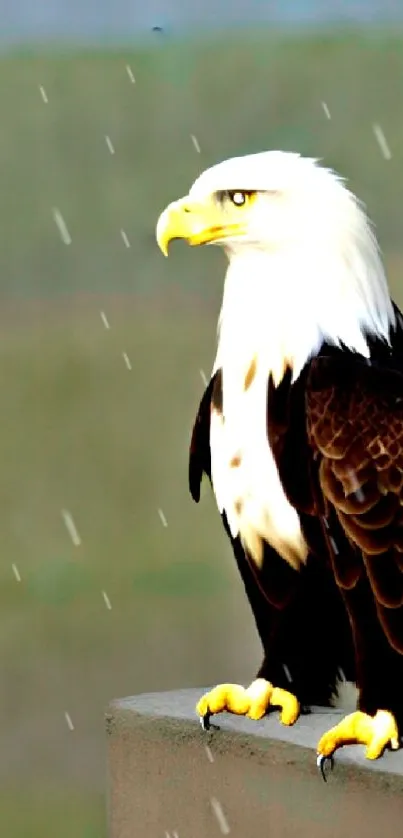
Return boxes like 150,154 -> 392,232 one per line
1,29 -> 403,836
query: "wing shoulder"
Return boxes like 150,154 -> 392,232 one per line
307,353 -> 403,649
307,354 -> 403,486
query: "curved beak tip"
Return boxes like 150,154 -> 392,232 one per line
155,210 -> 172,257
155,233 -> 168,258
159,241 -> 169,258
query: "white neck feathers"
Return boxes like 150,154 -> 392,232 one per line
214,223 -> 395,398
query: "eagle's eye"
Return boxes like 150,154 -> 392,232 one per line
229,191 -> 247,206
217,190 -> 257,208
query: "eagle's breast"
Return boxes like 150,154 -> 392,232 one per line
209,356 -> 308,571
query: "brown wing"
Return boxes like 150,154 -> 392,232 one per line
307,353 -> 403,654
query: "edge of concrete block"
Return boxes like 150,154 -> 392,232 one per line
106,688 -> 403,838
106,686 -> 403,783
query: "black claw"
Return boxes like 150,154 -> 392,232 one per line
199,714 -> 220,732
317,754 -> 334,783
200,713 -> 210,731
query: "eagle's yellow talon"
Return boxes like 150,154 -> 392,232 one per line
196,684 -> 250,718
316,710 -> 400,763
271,686 -> 300,725
196,678 -> 300,727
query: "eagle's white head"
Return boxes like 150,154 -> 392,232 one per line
156,150 -> 395,388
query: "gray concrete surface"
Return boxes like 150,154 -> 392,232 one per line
106,687 -> 403,837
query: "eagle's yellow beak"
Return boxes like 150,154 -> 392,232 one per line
156,195 -> 245,256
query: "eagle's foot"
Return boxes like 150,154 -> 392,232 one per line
317,710 -> 400,780
196,678 -> 300,730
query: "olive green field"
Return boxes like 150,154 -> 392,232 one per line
1,29 -> 403,836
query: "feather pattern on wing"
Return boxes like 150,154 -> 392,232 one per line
307,352 -> 403,654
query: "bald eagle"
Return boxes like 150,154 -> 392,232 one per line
156,150 -> 403,775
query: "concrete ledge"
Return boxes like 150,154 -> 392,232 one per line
106,688 -> 403,838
